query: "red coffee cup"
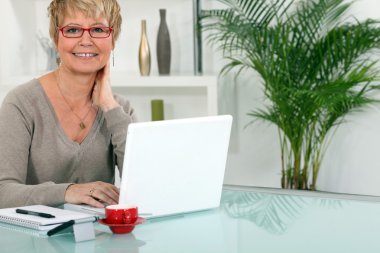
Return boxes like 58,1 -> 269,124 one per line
105,204 -> 138,224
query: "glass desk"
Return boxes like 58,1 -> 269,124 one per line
1,186 -> 380,253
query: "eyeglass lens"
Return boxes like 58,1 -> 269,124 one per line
61,26 -> 112,38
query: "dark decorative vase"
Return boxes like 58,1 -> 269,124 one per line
156,9 -> 171,75
139,20 -> 151,76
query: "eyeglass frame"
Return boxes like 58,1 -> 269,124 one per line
58,26 -> 113,38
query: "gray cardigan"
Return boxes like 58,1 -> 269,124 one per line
0,79 -> 135,208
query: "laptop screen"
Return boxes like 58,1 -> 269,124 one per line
119,115 -> 233,218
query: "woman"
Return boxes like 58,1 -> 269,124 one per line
0,0 -> 135,208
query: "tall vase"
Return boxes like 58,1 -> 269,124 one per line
138,20 -> 151,76
156,9 -> 171,75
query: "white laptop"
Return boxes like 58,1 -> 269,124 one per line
119,115 -> 232,219
65,115 -> 232,219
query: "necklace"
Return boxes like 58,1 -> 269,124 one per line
56,71 -> 93,130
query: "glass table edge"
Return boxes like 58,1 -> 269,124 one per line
223,184 -> 380,203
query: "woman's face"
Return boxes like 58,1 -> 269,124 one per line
57,11 -> 113,75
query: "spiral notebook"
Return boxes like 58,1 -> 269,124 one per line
0,205 -> 95,231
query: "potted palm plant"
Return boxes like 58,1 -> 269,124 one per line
201,0 -> 380,190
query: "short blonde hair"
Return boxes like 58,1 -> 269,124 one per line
48,0 -> 122,46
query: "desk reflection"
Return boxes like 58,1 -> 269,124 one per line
0,225 -> 145,253
50,230 -> 145,253
221,190 -> 343,235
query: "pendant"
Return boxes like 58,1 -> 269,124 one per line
79,122 -> 86,130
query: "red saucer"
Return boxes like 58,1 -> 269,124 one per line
98,217 -> 145,234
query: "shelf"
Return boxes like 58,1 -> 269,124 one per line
109,73 -> 218,120
0,73 -> 218,121
1,72 -> 216,87
111,73 -> 217,88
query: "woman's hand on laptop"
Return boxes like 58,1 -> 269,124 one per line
64,181 -> 119,208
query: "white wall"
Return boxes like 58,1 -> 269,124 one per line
316,0 -> 380,197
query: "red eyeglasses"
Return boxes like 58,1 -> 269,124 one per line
58,26 -> 113,38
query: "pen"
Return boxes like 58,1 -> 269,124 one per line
15,208 -> 56,218
47,220 -> 74,236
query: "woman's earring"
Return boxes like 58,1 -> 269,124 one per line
56,52 -> 61,66
112,50 -> 115,67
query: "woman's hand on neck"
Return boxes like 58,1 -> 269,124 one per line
57,61 -> 120,112
92,61 -> 120,112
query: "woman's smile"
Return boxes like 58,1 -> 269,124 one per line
73,52 -> 99,58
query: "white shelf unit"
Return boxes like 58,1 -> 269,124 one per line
111,74 -> 218,121
0,0 -> 216,120
0,73 -> 218,122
